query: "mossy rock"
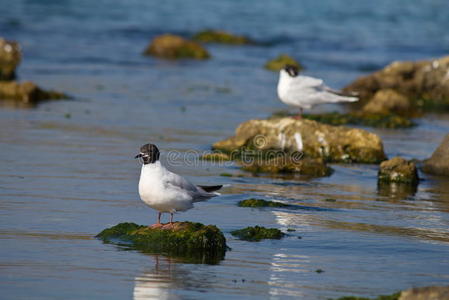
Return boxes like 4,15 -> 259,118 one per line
231,226 -> 285,242
298,112 -> 414,129
238,198 -> 290,208
143,34 -> 210,60
200,152 -> 232,162
333,292 -> 400,300
0,38 -> 21,81
0,81 -> 67,104
264,54 -> 303,72
96,222 -> 227,264
193,30 -> 253,45
378,157 -> 419,185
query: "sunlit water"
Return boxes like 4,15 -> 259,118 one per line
1,1 -> 449,299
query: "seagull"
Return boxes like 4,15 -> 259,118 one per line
135,143 -> 222,227
277,65 -> 358,117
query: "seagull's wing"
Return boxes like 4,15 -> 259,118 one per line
162,169 -> 216,201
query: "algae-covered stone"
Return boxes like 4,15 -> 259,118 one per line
240,155 -> 332,177
0,38 -> 21,81
193,30 -> 253,45
333,292 -> 400,300
238,198 -> 290,208
423,134 -> 449,177
264,54 -> 303,72
213,118 -> 386,163
143,34 -> 210,60
378,157 -> 419,185
344,55 -> 449,111
200,152 -> 232,162
231,226 -> 285,242
0,81 -> 67,103
96,222 -> 227,264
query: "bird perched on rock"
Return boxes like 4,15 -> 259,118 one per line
277,65 -> 358,117
135,143 -> 222,227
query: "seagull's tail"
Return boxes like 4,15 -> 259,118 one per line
198,185 -> 223,193
325,88 -> 359,102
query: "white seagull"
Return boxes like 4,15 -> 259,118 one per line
135,143 -> 222,227
277,65 -> 358,117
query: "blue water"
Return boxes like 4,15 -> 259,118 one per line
1,1 -> 449,299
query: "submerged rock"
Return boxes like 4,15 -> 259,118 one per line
344,55 -> 449,111
378,157 -> 419,185
231,226 -> 285,242
0,38 -> 21,81
238,198 -> 290,208
96,222 -> 227,264
264,54 -> 303,72
334,292 -> 400,300
0,81 -> 66,103
213,118 -> 386,163
192,30 -> 253,45
143,34 -> 210,60
423,134 -> 449,177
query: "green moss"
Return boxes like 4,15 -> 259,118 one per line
200,152 -> 232,162
231,226 -> 285,242
96,222 -> 227,264
193,30 -> 253,45
333,292 -> 400,300
238,198 -> 290,208
219,173 -> 233,177
264,54 -> 304,71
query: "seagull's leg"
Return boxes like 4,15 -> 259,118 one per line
293,107 -> 303,120
157,212 -> 162,224
170,213 -> 174,225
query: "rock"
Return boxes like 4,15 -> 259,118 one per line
334,292 -> 400,300
0,81 -> 66,103
238,199 -> 290,208
362,89 -> 413,116
344,55 -> 449,111
0,38 -> 21,81
200,152 -> 232,162
192,30 -> 253,45
143,34 -> 210,60
231,226 -> 285,242
96,222 -> 227,264
423,134 -> 449,177
213,118 -> 386,163
264,54 -> 303,72
240,155 -> 332,177
378,157 -> 419,185
399,286 -> 449,300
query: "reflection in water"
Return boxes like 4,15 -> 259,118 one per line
377,181 -> 417,201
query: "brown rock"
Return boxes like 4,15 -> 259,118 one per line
378,157 -> 419,185
423,134 -> 449,177
399,285 -> 449,300
213,118 -> 386,163
0,81 -> 66,103
363,89 -> 412,116
0,38 -> 21,81
143,34 -> 210,60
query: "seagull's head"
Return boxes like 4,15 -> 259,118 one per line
283,64 -> 299,77
135,143 -> 160,165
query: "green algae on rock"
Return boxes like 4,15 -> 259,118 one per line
199,152 -> 232,162
213,118 -> 386,164
264,54 -> 303,72
0,38 -> 21,81
231,226 -> 285,242
378,157 -> 419,185
0,81 -> 67,104
143,34 -> 210,60
96,222 -> 227,264
333,292 -> 400,300
238,198 -> 290,208
193,30 -> 253,45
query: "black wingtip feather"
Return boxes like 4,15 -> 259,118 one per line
198,185 -> 223,192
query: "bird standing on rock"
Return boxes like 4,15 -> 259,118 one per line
277,65 -> 358,117
135,143 -> 222,228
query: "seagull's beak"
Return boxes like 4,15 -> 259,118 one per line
135,153 -> 142,159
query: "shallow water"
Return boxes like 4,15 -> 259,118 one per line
1,0 -> 449,299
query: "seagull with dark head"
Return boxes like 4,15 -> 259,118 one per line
277,64 -> 358,117
135,143 -> 222,227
